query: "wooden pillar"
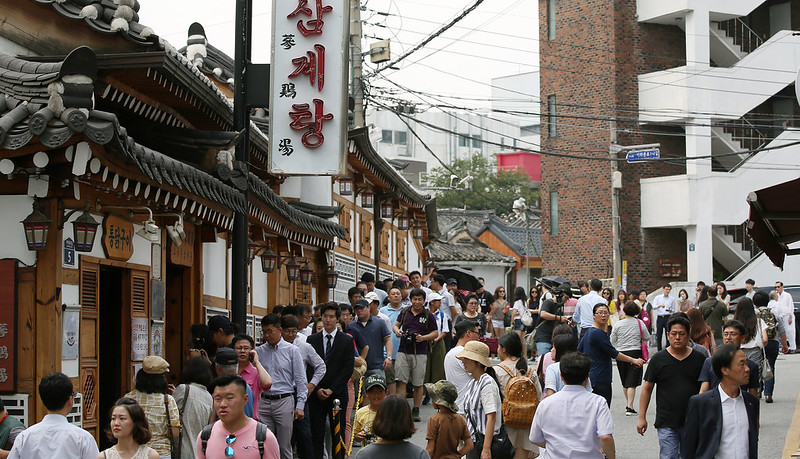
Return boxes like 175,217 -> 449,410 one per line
34,199 -> 63,420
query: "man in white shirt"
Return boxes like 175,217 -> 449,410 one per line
530,352 -> 615,459
408,270 -> 432,296
431,274 -> 457,348
776,281 -> 796,352
572,279 -> 607,338
744,279 -> 756,299
652,284 -> 677,351
9,373 -> 99,459
444,320 -> 480,415
681,344 -> 759,458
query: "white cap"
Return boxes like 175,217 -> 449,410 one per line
364,291 -> 380,303
426,292 -> 443,303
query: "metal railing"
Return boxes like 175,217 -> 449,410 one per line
714,116 -> 770,172
723,221 -> 760,260
716,18 -> 764,54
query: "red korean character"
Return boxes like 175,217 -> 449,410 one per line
288,0 -> 333,36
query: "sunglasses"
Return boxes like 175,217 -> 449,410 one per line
226,434 -> 236,457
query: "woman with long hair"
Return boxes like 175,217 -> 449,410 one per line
355,394 -> 430,458
610,301 -> 650,415
735,296 -> 768,377
491,286 -> 509,338
717,281 -> 731,307
454,294 -> 488,337
528,286 -> 541,330
494,333 -> 540,459
686,308 -> 715,354
677,289 -> 692,312
124,357 -> 180,459
509,287 -> 529,359
97,398 -> 159,459
458,341 -> 507,459
615,290 -> 627,320
603,287 -> 619,330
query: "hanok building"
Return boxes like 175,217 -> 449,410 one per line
0,0 -> 434,443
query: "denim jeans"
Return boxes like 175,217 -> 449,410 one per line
764,339 -> 780,396
655,316 -> 669,351
657,427 -> 683,459
536,342 -> 552,357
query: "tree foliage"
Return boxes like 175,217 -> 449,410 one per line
429,153 -> 540,215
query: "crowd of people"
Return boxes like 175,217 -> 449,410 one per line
3,272 -> 795,458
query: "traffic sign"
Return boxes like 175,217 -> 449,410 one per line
626,148 -> 660,163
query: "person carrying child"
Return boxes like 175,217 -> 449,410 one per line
423,380 -> 474,459
353,374 -> 388,448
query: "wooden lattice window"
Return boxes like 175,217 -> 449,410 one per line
131,271 -> 148,317
360,216 -> 372,258
396,235 -> 406,270
380,228 -> 389,264
338,210 -> 351,250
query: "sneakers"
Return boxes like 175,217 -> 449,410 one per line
625,407 -> 637,416
412,407 -> 421,422
422,395 -> 431,405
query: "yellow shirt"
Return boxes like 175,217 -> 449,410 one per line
353,405 -> 380,445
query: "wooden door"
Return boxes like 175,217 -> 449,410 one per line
79,261 -> 100,440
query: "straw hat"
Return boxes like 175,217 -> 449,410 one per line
456,341 -> 492,368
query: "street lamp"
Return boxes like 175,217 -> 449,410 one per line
247,239 -> 259,263
21,202 -> 51,250
299,263 -> 314,285
361,192 -> 374,208
513,197 -> 531,291
326,266 -> 339,288
261,248 -> 277,273
72,210 -> 100,252
338,178 -> 353,195
286,257 -> 300,282
412,225 -> 424,240
380,201 -> 393,218
398,215 -> 410,231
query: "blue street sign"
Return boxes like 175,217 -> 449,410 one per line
626,148 -> 660,163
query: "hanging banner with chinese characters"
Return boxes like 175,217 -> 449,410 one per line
268,0 -> 349,175
0,260 -> 15,392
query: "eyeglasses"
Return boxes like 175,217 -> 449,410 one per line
263,327 -> 278,335
225,434 -> 236,457
722,332 -> 740,337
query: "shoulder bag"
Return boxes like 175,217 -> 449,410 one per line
164,394 -> 179,459
466,378 -> 515,459
761,347 -> 774,380
638,319 -> 649,361
175,384 -> 190,458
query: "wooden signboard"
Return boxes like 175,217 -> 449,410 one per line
0,260 -> 15,392
102,214 -> 134,261
659,257 -> 683,278
169,223 -> 195,267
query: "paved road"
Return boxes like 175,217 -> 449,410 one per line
350,351 -> 800,458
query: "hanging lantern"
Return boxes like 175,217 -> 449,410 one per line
326,267 -> 339,289
299,263 -> 314,285
286,257 -> 300,282
338,178 -> 353,195
361,192 -> 374,208
413,225 -> 424,239
398,215 -> 410,231
261,248 -> 277,273
21,203 -> 51,250
72,210 -> 100,252
380,201 -> 393,218
247,239 -> 259,263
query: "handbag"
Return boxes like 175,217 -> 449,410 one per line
638,320 -> 649,361
761,346 -> 774,380
473,424 -> 515,459
164,394 -> 179,459
521,308 -> 534,327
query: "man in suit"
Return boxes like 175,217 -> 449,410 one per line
308,302 -> 355,459
682,344 -> 759,459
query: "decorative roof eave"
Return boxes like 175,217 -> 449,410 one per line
347,127 -> 432,207
248,173 -> 348,245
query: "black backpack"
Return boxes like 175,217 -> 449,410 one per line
200,420 -> 268,456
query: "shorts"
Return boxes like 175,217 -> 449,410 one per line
395,352 -> 427,386
491,319 -> 505,331
385,360 -> 396,384
513,318 -> 525,331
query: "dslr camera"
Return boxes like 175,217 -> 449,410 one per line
402,331 -> 418,347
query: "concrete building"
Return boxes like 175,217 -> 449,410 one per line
539,0 -> 800,289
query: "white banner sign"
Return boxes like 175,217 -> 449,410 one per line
269,0 -> 349,175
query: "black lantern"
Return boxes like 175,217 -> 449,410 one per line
413,225 -> 424,239
361,192 -> 374,208
21,203 -> 51,250
327,266 -> 339,289
299,263 -> 313,285
286,257 -> 300,282
398,215 -> 410,231
261,248 -> 277,273
247,239 -> 259,263
380,202 -> 393,218
339,178 -> 353,195
72,210 -> 100,252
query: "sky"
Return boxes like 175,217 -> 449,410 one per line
137,0 -> 539,109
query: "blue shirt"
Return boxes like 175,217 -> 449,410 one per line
573,290 -> 607,330
577,327 -> 619,385
244,384 -> 254,418
256,338 -> 308,409
380,304 -> 406,359
351,315 -> 391,370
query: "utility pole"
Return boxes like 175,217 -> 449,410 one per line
350,0 -> 365,127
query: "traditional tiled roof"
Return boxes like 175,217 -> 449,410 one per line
35,0 -> 156,45
438,209 -> 497,237
478,218 -> 542,258
178,23 -> 235,88
428,239 -> 516,264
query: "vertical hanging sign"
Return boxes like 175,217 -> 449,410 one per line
269,0 -> 349,175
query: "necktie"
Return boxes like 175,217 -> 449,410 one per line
326,334 -> 332,359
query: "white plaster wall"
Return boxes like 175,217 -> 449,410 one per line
637,0 -> 763,24
280,177 -> 302,199
726,252 -> 800,288
300,176 -> 333,207
0,36 -> 39,57
0,196 -> 37,266
203,239 -> 229,299
251,263 -> 269,309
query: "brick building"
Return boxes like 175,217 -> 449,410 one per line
539,0 -> 800,290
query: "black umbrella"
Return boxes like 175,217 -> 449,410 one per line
539,275 -> 570,288
436,267 -> 482,292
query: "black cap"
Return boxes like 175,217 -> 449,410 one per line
446,278 -> 458,286
354,299 -> 370,309
215,347 -> 239,366
208,315 -> 233,332
556,282 -> 573,299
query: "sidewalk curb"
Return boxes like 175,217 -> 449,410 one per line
782,375 -> 800,458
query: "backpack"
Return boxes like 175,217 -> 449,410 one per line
757,307 -> 779,340
498,365 -> 539,429
201,420 -> 268,456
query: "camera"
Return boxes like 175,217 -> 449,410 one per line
403,332 -> 418,347
364,433 -> 376,442
192,336 -> 205,350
